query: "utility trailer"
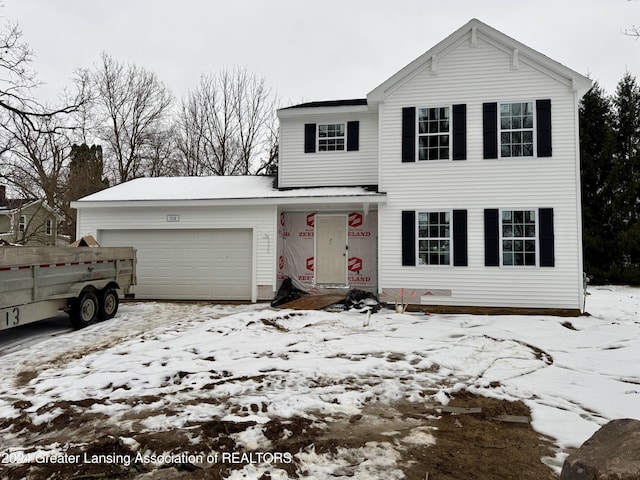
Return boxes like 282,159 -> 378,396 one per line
0,246 -> 136,330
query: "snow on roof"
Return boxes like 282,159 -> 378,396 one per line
77,176 -> 381,202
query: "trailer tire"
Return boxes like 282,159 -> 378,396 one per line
70,291 -> 99,329
98,288 -> 119,321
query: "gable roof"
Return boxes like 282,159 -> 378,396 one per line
0,198 -> 64,221
367,18 -> 592,103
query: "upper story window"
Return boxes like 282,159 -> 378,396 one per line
318,123 -> 345,151
499,102 -> 534,158
483,100 -> 551,159
46,218 -> 53,235
501,209 -> 537,266
402,105 -> 466,162
18,215 -> 26,233
305,121 -> 359,153
418,107 -> 450,161
417,211 -> 451,265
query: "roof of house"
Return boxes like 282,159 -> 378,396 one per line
0,196 -> 37,211
74,176 -> 385,205
368,18 -> 592,102
281,99 -> 368,110
279,19 -> 592,115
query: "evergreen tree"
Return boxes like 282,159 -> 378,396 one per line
61,143 -> 109,239
610,73 -> 640,282
580,82 -> 616,282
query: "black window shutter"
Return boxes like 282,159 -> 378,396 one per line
536,99 -> 552,157
347,121 -> 359,151
453,209 -> 468,266
484,209 -> 500,266
402,107 -> 416,162
539,208 -> 555,267
401,210 -> 416,266
483,103 -> 498,159
452,104 -> 467,161
304,123 -> 316,153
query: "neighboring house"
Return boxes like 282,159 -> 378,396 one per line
73,19 -> 591,314
0,186 -> 64,246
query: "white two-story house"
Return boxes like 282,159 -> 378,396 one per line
73,19 -> 591,314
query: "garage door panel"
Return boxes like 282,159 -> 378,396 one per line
99,229 -> 252,300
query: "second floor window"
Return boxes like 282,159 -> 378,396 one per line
46,218 -> 53,235
418,107 -> 450,161
19,215 -> 26,233
500,102 -> 534,158
318,123 -> 345,151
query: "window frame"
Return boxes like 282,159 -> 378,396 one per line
18,215 -> 26,233
498,100 -> 536,159
317,122 -> 346,152
499,208 -> 538,267
416,210 -> 453,267
46,218 -> 53,235
416,105 -> 451,162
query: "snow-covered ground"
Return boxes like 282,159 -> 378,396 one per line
0,286 -> 639,478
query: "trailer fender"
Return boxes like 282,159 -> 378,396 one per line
65,280 -> 118,299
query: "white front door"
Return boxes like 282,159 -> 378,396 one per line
315,215 -> 348,285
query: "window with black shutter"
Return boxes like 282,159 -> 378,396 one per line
484,99 -> 552,159
402,209 -> 467,266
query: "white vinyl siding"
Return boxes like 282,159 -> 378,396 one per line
279,112 -> 378,188
377,31 -> 583,309
76,204 -> 277,301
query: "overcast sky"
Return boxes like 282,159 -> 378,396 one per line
3,0 -> 640,108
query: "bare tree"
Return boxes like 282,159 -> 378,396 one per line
176,68 -> 278,176
233,68 -> 276,174
91,53 -> 174,183
145,124 -> 182,177
623,0 -> 640,38
0,17 -> 83,134
177,72 -> 240,176
1,113 -> 70,214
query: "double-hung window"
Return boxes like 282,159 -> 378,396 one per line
18,215 -> 26,233
46,218 -> 53,235
499,102 -> 534,158
501,209 -> 536,266
418,211 -> 451,265
318,123 -> 345,151
418,107 -> 450,161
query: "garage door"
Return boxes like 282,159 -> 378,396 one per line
99,229 -> 252,300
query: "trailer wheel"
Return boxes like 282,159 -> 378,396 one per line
70,291 -> 99,329
98,288 -> 119,321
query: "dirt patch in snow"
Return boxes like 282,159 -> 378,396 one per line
0,392 -> 557,479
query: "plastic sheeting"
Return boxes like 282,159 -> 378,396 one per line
277,211 -> 377,292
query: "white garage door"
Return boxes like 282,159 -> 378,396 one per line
99,229 -> 253,300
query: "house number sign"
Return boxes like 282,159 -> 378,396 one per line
166,215 -> 180,222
